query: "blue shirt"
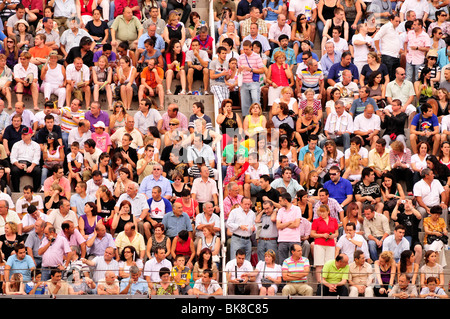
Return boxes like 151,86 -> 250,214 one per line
271,46 -> 296,66
6,254 -> 35,282
437,47 -> 449,69
298,145 -> 324,168
323,177 -> 353,204
137,33 -> 165,52
138,175 -> 173,199
320,52 -> 342,78
119,277 -> 149,295
70,193 -> 96,217
411,113 -> 439,132
327,62 -> 359,84
350,97 -> 378,117
237,0 -> 263,17
162,211 -> 193,238
297,52 -> 319,64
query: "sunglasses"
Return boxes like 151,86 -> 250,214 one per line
169,123 -> 178,126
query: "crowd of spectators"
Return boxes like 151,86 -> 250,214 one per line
0,0 -> 450,299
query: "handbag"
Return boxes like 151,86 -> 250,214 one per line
245,55 -> 259,82
260,263 -> 273,288
428,233 -> 449,245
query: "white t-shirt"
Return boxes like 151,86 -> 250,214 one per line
413,179 -> 444,207
351,33 -> 374,62
224,259 -> 254,281
245,163 -> 270,180
353,113 -> 381,133
326,38 -> 349,54
288,0 -> 317,21
344,146 -> 369,160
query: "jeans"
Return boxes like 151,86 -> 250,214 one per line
166,2 -> 191,24
257,239 -> 278,262
368,236 -> 383,261
229,235 -> 252,261
381,55 -> 400,82
406,62 -> 423,83
62,132 -> 69,152
240,82 -> 261,117
41,167 -> 49,187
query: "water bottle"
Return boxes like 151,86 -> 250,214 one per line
192,0 -> 196,8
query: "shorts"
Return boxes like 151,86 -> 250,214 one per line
178,284 -> 192,295
190,67 -> 205,80
313,244 -> 335,266
15,83 -> 39,95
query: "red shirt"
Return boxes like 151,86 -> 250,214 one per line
311,216 -> 339,247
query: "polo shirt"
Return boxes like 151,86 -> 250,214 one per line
323,177 -> 353,204
70,193 -> 96,217
270,178 -> 303,199
6,254 -> 35,282
119,277 -> 149,295
322,258 -> 349,284
298,145 -> 324,168
111,15 -> 143,42
281,256 -> 310,283
138,175 -> 172,199
161,211 -> 193,238
84,110 -> 110,132
115,231 -> 146,255
222,144 -> 248,163
350,97 -> 379,117
237,52 -> 264,83
116,193 -> 150,219
311,216 -> 339,246
328,62 -> 359,83
413,179 -> 444,207
405,29 -> 431,65
143,257 -> 172,283
134,108 -> 162,135
270,46 -> 296,66
39,235 -> 71,267
336,234 -> 369,263
191,177 -> 218,203
277,205 -> 302,242
86,232 -> 115,257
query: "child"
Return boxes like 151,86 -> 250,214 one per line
64,247 -> 90,280
170,254 -> 193,295
419,276 -> 449,299
26,270 -> 47,295
67,141 -> 84,185
91,121 -> 112,153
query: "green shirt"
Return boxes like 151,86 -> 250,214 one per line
322,259 -> 349,284
222,144 -> 248,164
111,15 -> 143,42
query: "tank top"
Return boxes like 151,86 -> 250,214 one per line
116,214 -> 134,234
437,101 -> 449,117
81,214 -> 102,235
379,266 -> 391,285
220,112 -> 239,133
340,0 -> 357,23
270,63 -> 290,87
167,24 -> 183,42
175,237 -> 192,256
150,234 -> 169,256
322,0 -> 338,20
245,115 -> 264,135
44,63 -> 64,86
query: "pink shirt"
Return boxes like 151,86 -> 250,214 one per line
92,132 -> 112,153
40,235 -> 72,267
276,205 -> 302,242
43,176 -> 71,198
238,52 -> 264,83
406,29 -> 431,65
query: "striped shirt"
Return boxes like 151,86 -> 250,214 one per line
60,106 -> 85,133
281,256 -> 310,283
238,52 -> 264,83
297,67 -> 324,93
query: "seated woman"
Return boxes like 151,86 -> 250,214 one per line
427,154 -> 450,188
162,11 -> 186,50
192,247 -> 219,281
380,172 -> 406,220
0,37 -> 21,70
291,14 -> 313,58
263,0 -> 285,30
271,86 -> 299,118
279,134 -> 298,166
170,230 -> 195,269
15,19 -> 34,51
298,88 -> 323,120
118,245 -> 144,280
5,273 -> 26,295
271,102 -> 295,130
40,51 -> 66,109
146,223 -> 171,260
431,87 -> 449,123
366,70 -> 386,109
419,250 -> 445,290
389,140 -> 414,195
188,11 -> 208,39
223,154 -> 248,197
165,39 -> 187,95
342,153 -> 363,185
324,87 -> 342,115
113,55 -> 138,110
243,103 -> 267,141
414,66 -> 436,107
266,51 -> 293,109
320,139 -> 344,182
92,54 -> 113,111
296,105 -> 320,145
423,206 -> 448,267
78,202 -> 103,240
110,200 -> 137,237
84,9 -> 109,50
217,20 -> 240,51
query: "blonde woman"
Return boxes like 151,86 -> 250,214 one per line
373,250 -> 396,297
243,103 -> 267,138
342,153 -> 363,185
92,54 -> 113,111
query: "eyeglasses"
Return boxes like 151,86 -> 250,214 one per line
437,32 -> 443,35
169,123 -> 178,126
329,173 -> 339,176
300,17 -> 306,20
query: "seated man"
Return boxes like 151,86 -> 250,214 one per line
322,100 -> 353,152
316,253 -> 350,296
281,243 -> 314,296
353,104 -> 381,150
327,51 -> 359,89
413,168 -> 448,224
410,102 -> 440,156
65,57 -> 91,110
336,222 -> 370,263
348,250 -> 374,298
192,268 -> 223,296
224,248 -> 258,295
363,204 -> 391,262
10,127 -> 41,192
349,86 -> 378,118
354,167 -> 384,213
13,51 -> 39,111
389,273 -> 418,298
111,6 -> 144,51
186,39 -> 210,95
138,57 -> 165,107
329,69 -> 360,111
244,152 -> 270,199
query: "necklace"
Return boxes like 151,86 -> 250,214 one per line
381,0 -> 389,10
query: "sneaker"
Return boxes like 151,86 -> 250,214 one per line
166,90 -> 173,95
204,91 -> 209,95
187,91 -> 192,95
179,90 -> 186,95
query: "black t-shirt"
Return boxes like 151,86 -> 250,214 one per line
3,124 -> 26,152
115,147 -> 138,168
65,46 -> 95,68
99,198 -> 116,219
255,187 -> 280,209
85,20 -> 109,40
395,211 -> 420,240
354,181 -> 382,203
0,234 -> 24,260
43,195 -> 67,214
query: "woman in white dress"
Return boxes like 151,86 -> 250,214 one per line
40,51 -> 66,109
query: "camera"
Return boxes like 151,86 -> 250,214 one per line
262,224 -> 270,229
50,237 -> 56,243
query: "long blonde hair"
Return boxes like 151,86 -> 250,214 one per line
348,153 -> 361,172
303,152 -> 316,172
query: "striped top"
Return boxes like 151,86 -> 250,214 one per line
60,107 -> 85,133
297,67 -> 324,93
281,256 -> 310,283
238,52 -> 264,83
